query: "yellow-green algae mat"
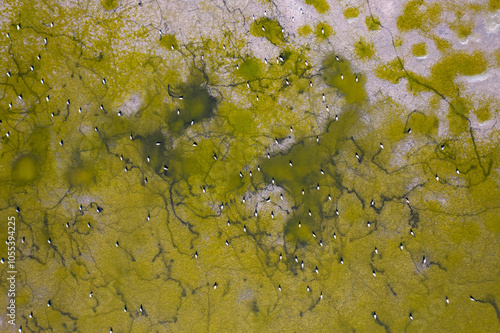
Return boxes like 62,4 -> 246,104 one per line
0,0 -> 499,332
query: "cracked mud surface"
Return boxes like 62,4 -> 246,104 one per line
0,0 -> 499,332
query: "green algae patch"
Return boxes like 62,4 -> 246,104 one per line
447,106 -> 469,136
323,54 -> 367,104
406,111 -> 438,136
397,0 -> 441,32
376,51 -> 487,99
297,24 -> 312,36
475,99 -> 496,122
159,34 -> 179,50
68,164 -> 97,187
261,109 -> 359,246
355,38 -> 375,60
365,15 -> 381,31
344,7 -> 360,19
101,0 -> 119,10
489,0 -> 500,11
226,108 -> 254,135
167,84 -> 217,134
494,49 -> 500,67
2,2 -> 500,332
450,17 -> 474,40
375,58 -> 405,84
238,57 -> 262,81
250,18 -> 285,45
140,131 -> 168,174
412,42 -> 427,57
432,35 -> 452,52
12,155 -> 38,184
304,0 -> 330,14
429,51 -> 488,96
314,22 -> 333,40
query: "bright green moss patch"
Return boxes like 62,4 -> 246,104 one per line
397,0 -> 441,32
354,38 -> 375,60
159,34 -> 178,50
412,42 -> 427,57
304,0 -> 330,14
297,24 -> 312,36
101,0 -> 118,10
314,22 -> 333,40
344,7 -> 360,19
375,58 -> 405,84
323,54 -> 367,104
365,15 -> 381,31
238,57 -> 262,81
250,18 -> 285,45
